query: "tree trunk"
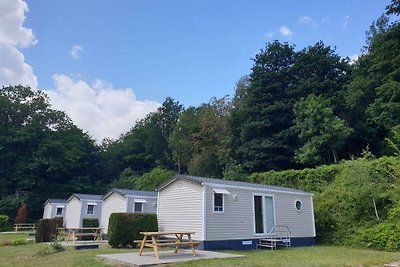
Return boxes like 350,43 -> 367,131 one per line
373,198 -> 380,220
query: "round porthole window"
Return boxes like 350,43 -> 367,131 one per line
295,200 -> 303,211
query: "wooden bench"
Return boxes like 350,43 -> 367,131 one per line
14,223 -> 36,232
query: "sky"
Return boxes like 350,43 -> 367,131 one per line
0,0 -> 391,141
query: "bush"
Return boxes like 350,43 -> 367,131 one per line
53,217 -> 63,228
35,218 -> 59,243
108,213 -> 158,248
0,215 -> 9,231
82,218 -> 99,227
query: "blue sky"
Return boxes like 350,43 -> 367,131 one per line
0,0 -> 391,140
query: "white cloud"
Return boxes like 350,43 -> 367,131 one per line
45,74 -> 161,141
0,0 -> 37,88
279,25 -> 293,38
298,16 -> 319,28
341,15 -> 350,29
349,54 -> 359,64
70,45 -> 83,59
321,16 -> 330,23
265,31 -> 275,39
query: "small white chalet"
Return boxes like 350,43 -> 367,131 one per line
64,193 -> 103,228
100,188 -> 158,234
157,175 -> 316,250
42,199 -> 67,219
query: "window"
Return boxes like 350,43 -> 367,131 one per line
56,207 -> 63,216
87,204 -> 95,215
214,193 -> 223,212
213,188 -> 230,213
134,202 -> 143,212
254,196 -> 264,234
295,200 -> 303,211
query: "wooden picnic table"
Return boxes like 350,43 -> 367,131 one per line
137,231 -> 199,259
66,227 -> 103,244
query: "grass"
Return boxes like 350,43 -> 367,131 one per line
0,233 -> 399,267
170,246 -> 400,267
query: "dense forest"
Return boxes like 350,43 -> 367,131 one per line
1,0 -> 400,248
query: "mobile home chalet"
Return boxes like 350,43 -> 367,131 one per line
42,199 -> 67,219
157,175 -> 315,250
64,193 -> 102,228
100,188 -> 158,234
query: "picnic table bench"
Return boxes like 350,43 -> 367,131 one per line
136,231 -> 200,259
66,227 -> 103,244
14,223 -> 36,232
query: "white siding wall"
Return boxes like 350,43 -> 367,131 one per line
274,192 -> 315,237
64,197 -> 81,228
205,186 -> 315,241
100,193 -> 126,234
158,180 -> 203,240
205,187 -> 255,241
42,204 -> 52,219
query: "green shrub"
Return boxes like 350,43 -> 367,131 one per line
108,213 -> 158,248
0,215 -> 9,231
81,218 -> 99,240
53,217 -> 63,228
35,218 -> 59,243
82,218 -> 99,227
359,221 -> 400,251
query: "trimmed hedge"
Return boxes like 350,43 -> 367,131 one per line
35,218 -> 59,243
82,218 -> 99,227
108,213 -> 158,248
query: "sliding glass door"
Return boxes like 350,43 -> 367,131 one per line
254,195 -> 275,234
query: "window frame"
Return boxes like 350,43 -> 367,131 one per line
134,202 -> 143,213
55,207 -> 63,216
86,204 -> 95,215
295,199 -> 303,212
252,193 -> 276,236
213,192 -> 224,213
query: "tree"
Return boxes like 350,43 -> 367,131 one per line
344,19 -> 400,155
105,97 -> 183,175
14,203 -> 27,224
0,85 -> 100,220
235,41 -> 297,172
188,97 -> 231,178
134,167 -> 175,191
293,95 -> 352,165
168,107 -> 201,174
387,0 -> 400,16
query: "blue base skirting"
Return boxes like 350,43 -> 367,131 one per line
200,237 -> 315,250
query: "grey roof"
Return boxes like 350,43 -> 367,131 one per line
158,174 -> 312,195
70,193 -> 103,201
47,198 -> 67,204
103,188 -> 157,200
44,198 -> 67,206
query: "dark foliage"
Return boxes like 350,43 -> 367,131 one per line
107,213 -> 157,248
35,218 -> 59,243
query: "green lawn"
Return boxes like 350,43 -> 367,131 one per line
0,233 -> 399,267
